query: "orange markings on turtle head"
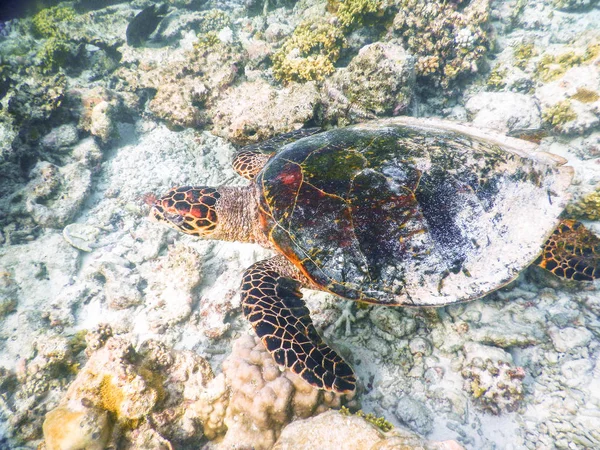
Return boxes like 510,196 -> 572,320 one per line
149,186 -> 221,237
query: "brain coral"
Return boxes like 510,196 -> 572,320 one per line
197,333 -> 356,450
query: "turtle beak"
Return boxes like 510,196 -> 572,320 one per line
149,203 -> 164,223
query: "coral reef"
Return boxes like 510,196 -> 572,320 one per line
42,335 -> 214,449
390,0 -> 491,94
1,0 -> 600,449
272,19 -> 346,83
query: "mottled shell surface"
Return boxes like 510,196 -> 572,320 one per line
256,117 -> 573,306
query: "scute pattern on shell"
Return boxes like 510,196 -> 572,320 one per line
256,118 -> 573,306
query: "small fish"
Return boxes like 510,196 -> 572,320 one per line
126,3 -> 169,48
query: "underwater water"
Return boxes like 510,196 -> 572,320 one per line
1,0 -> 600,448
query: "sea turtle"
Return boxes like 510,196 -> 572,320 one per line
150,117 -> 600,393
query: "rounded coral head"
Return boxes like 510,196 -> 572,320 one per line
150,186 -> 220,237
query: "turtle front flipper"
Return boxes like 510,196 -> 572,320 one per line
536,219 -> 600,281
240,256 -> 356,393
233,128 -> 322,180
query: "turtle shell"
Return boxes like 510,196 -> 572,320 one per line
255,117 -> 573,306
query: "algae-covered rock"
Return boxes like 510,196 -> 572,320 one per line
322,40 -> 415,124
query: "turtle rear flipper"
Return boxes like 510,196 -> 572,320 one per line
241,256 -> 356,393
536,219 -> 600,281
233,128 -> 322,180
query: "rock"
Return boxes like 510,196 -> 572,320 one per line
394,396 -> 434,435
273,409 -> 464,450
20,161 -> 92,228
0,120 -> 18,164
552,0 -> 599,11
369,307 -> 416,339
143,241 -> 202,331
461,359 -> 525,414
43,401 -> 112,450
536,58 -> 600,135
78,87 -> 122,143
71,137 -> 103,166
0,273 -> 19,319
212,79 -> 320,143
40,124 -> 79,152
465,91 -> 542,132
88,255 -> 144,310
149,78 -> 208,129
548,326 -> 593,353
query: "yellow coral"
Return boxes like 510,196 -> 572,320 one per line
99,375 -> 125,416
32,6 -> 75,38
513,43 -> 536,70
487,67 -> 507,90
329,0 -> 385,28
566,189 -> 600,221
542,100 -> 577,127
534,45 -> 599,82
272,20 -> 346,83
340,406 -> 393,432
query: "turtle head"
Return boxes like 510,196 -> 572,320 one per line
150,186 -> 221,237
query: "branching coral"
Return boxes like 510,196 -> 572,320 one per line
272,20 -> 346,83
328,0 -> 387,29
32,6 -> 75,39
542,100 -> 577,128
31,6 -> 78,72
513,43 -> 536,70
390,0 -> 491,94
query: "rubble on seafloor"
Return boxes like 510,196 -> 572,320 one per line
0,0 -> 599,449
